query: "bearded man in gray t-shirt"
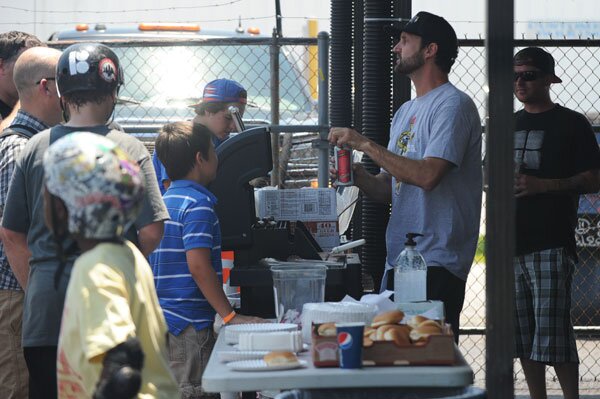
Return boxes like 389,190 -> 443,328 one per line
329,12 -> 482,343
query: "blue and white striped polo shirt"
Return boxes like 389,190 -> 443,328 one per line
149,179 -> 222,335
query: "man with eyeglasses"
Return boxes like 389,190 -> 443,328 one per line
0,46 -> 62,399
0,32 -> 44,127
513,47 -> 600,399
329,12 -> 482,344
152,78 -> 248,194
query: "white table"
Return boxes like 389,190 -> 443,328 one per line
202,331 -> 474,393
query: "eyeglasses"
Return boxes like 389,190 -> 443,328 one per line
514,71 -> 543,82
35,77 -> 56,85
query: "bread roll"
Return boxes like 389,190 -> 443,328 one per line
371,310 -> 405,327
363,336 -> 374,347
374,324 -> 396,340
364,327 -> 376,337
408,315 -> 430,329
383,327 -> 411,346
317,323 -> 336,337
375,324 -> 411,342
263,351 -> 299,366
409,319 -> 443,342
366,328 -> 378,340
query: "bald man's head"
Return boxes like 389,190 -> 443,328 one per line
13,47 -> 62,100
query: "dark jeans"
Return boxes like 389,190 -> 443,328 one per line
23,346 -> 57,399
427,266 -> 467,344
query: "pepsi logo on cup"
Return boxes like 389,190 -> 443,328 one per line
337,332 -> 353,350
336,322 -> 364,369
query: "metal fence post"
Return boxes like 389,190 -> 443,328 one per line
317,32 -> 330,188
485,1 -> 515,397
270,28 -> 281,187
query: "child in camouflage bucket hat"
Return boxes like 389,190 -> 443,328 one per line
43,132 -> 180,399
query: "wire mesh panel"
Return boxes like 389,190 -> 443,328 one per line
49,38 -> 321,188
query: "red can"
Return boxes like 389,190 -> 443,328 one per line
334,146 -> 353,186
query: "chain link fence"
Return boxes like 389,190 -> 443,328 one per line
50,36 -> 599,392
49,37 -> 322,188
453,39 -> 600,393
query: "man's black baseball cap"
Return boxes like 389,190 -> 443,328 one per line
388,11 -> 458,61
513,47 -> 562,83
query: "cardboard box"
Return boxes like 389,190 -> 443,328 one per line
311,322 -> 455,367
303,221 -> 340,251
257,188 -> 337,221
311,323 -> 339,367
362,324 -> 455,366
257,188 -> 340,251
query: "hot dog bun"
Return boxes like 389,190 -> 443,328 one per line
407,315 -> 430,329
263,351 -> 299,366
371,310 -> 405,327
317,323 -> 337,337
409,319 -> 443,342
383,327 -> 411,346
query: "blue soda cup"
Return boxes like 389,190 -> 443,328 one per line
336,322 -> 365,369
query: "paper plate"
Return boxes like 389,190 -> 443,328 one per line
233,343 -> 309,353
218,350 -> 269,363
224,323 -> 298,345
227,359 -> 307,372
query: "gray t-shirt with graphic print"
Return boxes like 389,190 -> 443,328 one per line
384,82 -> 482,282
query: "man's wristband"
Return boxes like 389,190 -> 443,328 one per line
223,310 -> 236,324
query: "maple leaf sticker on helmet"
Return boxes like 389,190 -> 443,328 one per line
98,58 -> 117,83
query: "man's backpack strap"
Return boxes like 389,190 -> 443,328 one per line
0,124 -> 38,140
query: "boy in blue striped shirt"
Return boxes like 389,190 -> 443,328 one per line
150,122 -> 262,398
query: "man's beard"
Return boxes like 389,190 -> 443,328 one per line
395,50 -> 425,74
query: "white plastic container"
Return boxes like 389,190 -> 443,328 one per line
271,264 -> 327,324
238,331 -> 303,352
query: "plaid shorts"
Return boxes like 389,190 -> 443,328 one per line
514,247 -> 579,364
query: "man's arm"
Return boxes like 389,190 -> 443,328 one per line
1,227 -> 30,289
186,248 -> 262,324
515,169 -> 600,198
132,149 -> 169,256
137,221 -> 164,257
354,166 -> 392,204
330,127 -> 453,191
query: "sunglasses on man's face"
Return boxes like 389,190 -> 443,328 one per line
514,71 -> 544,82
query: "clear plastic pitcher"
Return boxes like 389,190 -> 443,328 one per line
271,264 -> 327,324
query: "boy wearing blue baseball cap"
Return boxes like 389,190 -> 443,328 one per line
152,78 -> 248,194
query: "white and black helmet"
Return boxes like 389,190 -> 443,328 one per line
56,42 -> 124,97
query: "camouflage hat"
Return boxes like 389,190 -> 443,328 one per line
43,132 -> 144,239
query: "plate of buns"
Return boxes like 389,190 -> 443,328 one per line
227,351 -> 307,371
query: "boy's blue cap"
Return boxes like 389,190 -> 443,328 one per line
194,78 -> 247,106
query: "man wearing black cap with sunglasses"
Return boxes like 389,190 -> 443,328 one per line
513,47 -> 600,399
329,12 -> 482,344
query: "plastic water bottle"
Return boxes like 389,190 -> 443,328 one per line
394,233 -> 427,302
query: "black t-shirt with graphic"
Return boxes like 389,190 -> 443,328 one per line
0,99 -> 12,118
514,104 -> 600,257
